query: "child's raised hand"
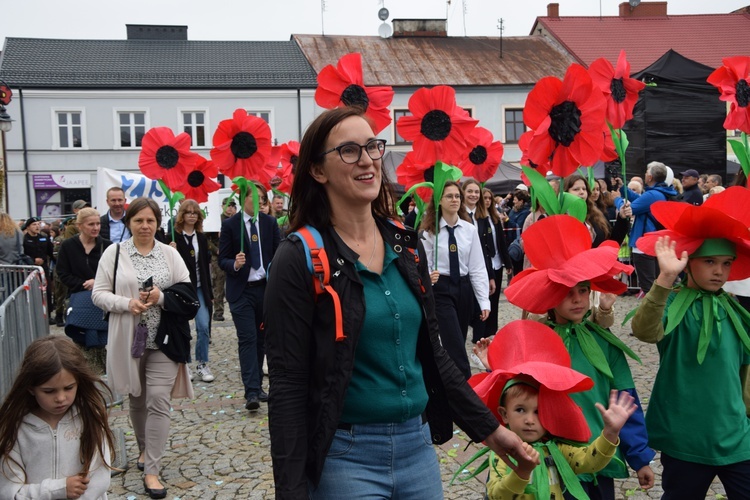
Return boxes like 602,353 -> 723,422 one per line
654,235 -> 688,288
515,441 -> 540,480
66,474 -> 89,499
637,465 -> 655,490
599,293 -> 617,312
473,337 -> 493,370
595,390 -> 637,443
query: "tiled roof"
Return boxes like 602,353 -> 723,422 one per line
532,13 -> 750,72
293,34 -> 576,86
0,38 -> 318,88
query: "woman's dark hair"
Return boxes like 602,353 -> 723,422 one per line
513,189 -> 530,205
733,169 -> 748,188
563,174 -> 610,239
288,107 -> 396,231
123,197 -> 162,230
420,181 -> 470,234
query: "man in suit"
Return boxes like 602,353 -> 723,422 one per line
99,187 -> 131,242
219,186 -> 280,411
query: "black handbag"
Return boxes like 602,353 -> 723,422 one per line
102,243 -> 120,321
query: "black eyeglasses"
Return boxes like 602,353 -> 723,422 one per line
320,139 -> 386,164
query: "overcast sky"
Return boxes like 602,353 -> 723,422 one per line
2,0 -> 748,43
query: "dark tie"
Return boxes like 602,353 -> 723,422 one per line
469,211 -> 475,223
183,233 -> 196,262
446,225 -> 459,285
249,220 -> 261,270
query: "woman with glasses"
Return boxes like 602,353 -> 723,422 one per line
420,181 -> 490,380
168,200 -> 215,383
265,108 -> 530,499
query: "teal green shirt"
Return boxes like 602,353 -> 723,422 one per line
340,243 -> 428,423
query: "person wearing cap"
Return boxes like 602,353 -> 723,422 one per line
631,186 -> 750,498
23,217 -> 55,319
504,214 -> 655,496
679,168 -> 703,206
465,321 -> 637,500
61,199 -> 90,239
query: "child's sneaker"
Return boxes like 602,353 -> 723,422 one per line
197,363 -> 215,383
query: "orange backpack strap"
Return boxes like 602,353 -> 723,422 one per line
291,226 -> 345,342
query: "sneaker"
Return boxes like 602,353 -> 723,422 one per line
469,352 -> 485,370
635,290 -> 646,299
245,396 -> 260,411
197,364 -> 215,383
187,366 -> 194,381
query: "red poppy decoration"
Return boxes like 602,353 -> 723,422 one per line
518,130 -> 548,180
397,86 -> 479,166
458,127 -> 504,183
505,215 -> 633,314
138,127 -> 195,190
600,126 -> 619,162
211,109 -> 273,180
588,50 -> 646,130
315,53 -> 395,135
707,56 -> 750,134
0,84 -> 12,106
524,64 -> 607,178
274,141 -> 299,194
175,154 -> 221,204
395,151 -> 435,203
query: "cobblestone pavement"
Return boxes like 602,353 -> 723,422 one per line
50,293 -> 727,499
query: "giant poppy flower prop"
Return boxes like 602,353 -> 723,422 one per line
458,127 -> 504,184
176,154 -> 221,205
275,140 -> 299,195
505,215 -> 633,314
211,109 -> 273,252
708,56 -> 750,177
315,53 -> 395,135
0,83 -> 12,106
397,86 -> 479,166
524,64 -> 607,179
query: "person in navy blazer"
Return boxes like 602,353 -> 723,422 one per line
218,188 -> 280,411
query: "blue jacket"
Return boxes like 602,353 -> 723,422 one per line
616,182 -> 678,248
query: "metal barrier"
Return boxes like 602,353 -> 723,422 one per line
0,265 -> 50,399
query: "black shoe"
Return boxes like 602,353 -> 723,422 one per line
245,396 -> 260,411
143,479 -> 167,499
48,317 -> 56,325
137,461 -> 144,471
213,314 -> 224,322
259,390 -> 269,402
55,316 -> 64,327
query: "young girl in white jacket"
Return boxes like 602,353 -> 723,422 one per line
0,336 -> 114,499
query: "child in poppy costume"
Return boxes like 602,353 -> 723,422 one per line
631,186 -> 750,498
504,215 -> 655,495
468,320 -> 636,500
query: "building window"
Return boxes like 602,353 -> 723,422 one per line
118,111 -> 146,148
247,110 -> 271,123
182,111 -> 207,147
461,107 -> 474,117
504,108 -> 525,143
56,111 -> 83,149
393,109 -> 411,145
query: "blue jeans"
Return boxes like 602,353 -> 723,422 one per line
194,287 -> 210,364
228,283 -> 264,400
309,416 -> 444,499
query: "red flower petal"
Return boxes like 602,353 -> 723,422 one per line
210,109 -> 272,180
138,127 -> 194,190
589,51 -> 646,129
176,154 -> 221,204
458,127 -> 504,182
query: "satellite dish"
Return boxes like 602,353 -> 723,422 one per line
629,0 -> 641,6
378,7 -> 389,21
378,22 -> 392,38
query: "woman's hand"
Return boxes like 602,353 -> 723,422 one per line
82,278 -> 95,291
129,298 -> 149,315
169,241 -> 177,248
139,286 -> 161,306
429,270 -> 439,285
485,425 -> 538,472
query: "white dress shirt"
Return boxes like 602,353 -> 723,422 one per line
421,216 -> 490,310
243,212 -> 266,281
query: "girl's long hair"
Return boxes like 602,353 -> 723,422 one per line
564,174 -> 610,239
0,336 -> 115,481
174,199 -> 204,234
483,188 -> 502,225
420,180 -> 471,234
0,213 -> 20,238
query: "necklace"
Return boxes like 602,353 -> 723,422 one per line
336,223 -> 378,269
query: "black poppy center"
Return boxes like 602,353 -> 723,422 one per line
423,166 -> 435,183
187,170 -> 205,188
737,79 -> 750,108
341,84 -> 370,109
231,132 -> 258,159
156,146 -> 179,169
469,145 -> 488,165
420,110 -> 452,141
290,155 -> 298,175
610,78 -> 627,103
548,101 -> 582,147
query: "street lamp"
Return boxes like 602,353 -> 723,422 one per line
0,81 -> 13,213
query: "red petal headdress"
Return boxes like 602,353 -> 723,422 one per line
469,320 -> 593,443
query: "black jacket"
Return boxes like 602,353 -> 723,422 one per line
56,235 -> 112,294
168,231 -> 214,307
154,282 -> 200,364
264,218 -> 499,498
477,215 -> 512,273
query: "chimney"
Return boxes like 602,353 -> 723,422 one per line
547,3 -> 560,18
619,2 -> 667,18
126,24 -> 188,41
392,19 -> 447,38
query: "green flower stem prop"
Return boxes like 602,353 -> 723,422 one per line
157,179 -> 185,242
522,167 -> 586,222
607,123 -> 630,202
396,184 -> 431,228
728,132 -> 750,178
232,177 -> 263,254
